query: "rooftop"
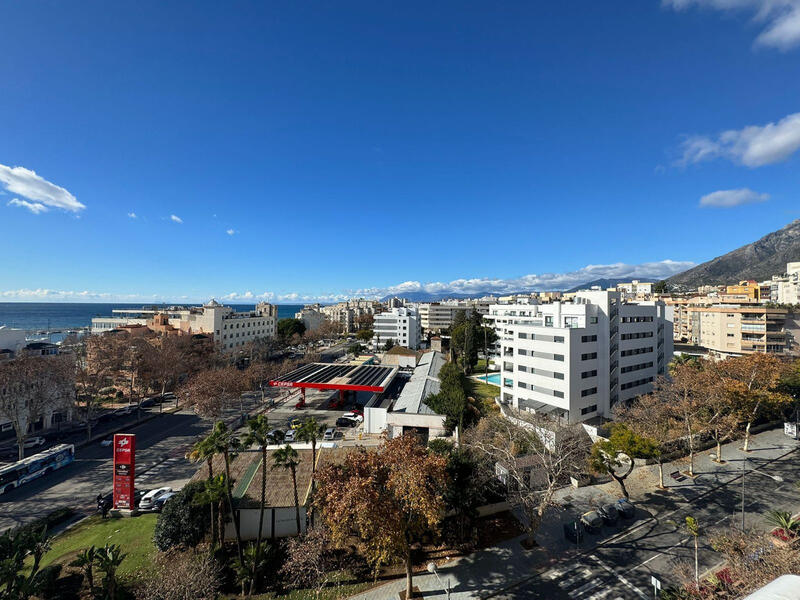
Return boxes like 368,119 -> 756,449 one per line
270,362 -> 398,392
392,351 -> 447,415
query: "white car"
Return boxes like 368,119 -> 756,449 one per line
23,436 -> 46,449
284,430 -> 297,443
139,486 -> 173,511
342,412 -> 364,423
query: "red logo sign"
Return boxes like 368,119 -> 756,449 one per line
113,434 -> 136,510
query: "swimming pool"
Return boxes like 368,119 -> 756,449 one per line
477,373 -> 501,385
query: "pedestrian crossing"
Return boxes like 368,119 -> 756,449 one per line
538,556 -> 647,599
135,456 -> 181,483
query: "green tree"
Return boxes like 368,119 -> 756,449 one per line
383,339 -> 395,351
348,343 -> 364,355
356,329 -> 373,343
589,423 -> 657,499
70,546 -> 96,593
193,474 -> 228,550
425,360 -> 482,442
206,422 -> 244,562
273,444 -> 302,535
653,280 -> 669,294
0,525 -> 52,600
450,312 -> 497,374
153,481 -> 210,551
242,414 -> 271,593
277,318 -> 306,340
94,543 -> 127,600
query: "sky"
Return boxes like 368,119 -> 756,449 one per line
1,0 -> 799,304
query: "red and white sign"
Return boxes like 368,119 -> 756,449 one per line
112,433 -> 136,510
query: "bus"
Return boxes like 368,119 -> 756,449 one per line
0,443 -> 75,495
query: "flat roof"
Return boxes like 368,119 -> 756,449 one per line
270,362 -> 398,392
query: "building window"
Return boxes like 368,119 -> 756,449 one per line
554,354 -> 564,361
581,335 -> 597,342
581,352 -> 598,360
553,390 -> 564,398
581,387 -> 597,397
581,370 -> 597,378
581,404 -> 597,415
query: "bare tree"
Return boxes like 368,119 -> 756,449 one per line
618,394 -> 679,488
0,354 -> 74,459
466,411 -> 589,545
179,366 -> 247,418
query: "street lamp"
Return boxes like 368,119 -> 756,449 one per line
427,562 -> 451,600
741,456 -> 784,530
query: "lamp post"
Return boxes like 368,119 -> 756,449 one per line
740,456 -> 784,530
427,562 -> 451,600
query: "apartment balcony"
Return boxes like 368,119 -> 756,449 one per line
741,317 -> 766,324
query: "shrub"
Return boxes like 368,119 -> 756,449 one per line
136,549 -> 221,600
34,564 -> 63,599
153,481 -> 209,551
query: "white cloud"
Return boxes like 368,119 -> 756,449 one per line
0,164 -> 85,213
170,214 -> 183,224
226,228 -> 236,236
127,212 -> 137,219
8,198 -> 49,214
699,188 -> 769,207
677,111 -> 800,167
345,260 -> 695,299
0,260 -> 696,304
664,0 -> 800,50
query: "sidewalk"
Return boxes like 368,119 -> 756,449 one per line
350,425 -> 800,599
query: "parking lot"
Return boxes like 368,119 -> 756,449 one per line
266,386 -> 373,443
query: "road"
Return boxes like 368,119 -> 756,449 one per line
0,392 -> 274,532
494,439 -> 800,599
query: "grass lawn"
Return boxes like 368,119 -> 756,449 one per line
469,380 -> 501,413
38,514 -> 158,577
475,358 -> 494,371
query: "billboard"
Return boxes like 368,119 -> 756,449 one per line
112,433 -> 136,510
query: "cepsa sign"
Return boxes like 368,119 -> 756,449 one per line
112,434 -> 136,510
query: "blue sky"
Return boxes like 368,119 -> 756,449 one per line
1,0 -> 799,303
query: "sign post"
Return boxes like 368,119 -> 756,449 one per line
112,433 -> 136,513
651,575 -> 661,599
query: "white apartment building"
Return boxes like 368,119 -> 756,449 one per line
320,299 -> 383,333
91,300 -> 278,352
295,305 -> 327,331
487,291 -> 672,424
372,307 -> 421,350
417,300 -> 491,333
616,280 -> 654,299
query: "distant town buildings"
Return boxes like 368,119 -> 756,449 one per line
372,307 -> 421,350
91,300 -> 278,352
485,290 -> 672,424
417,299 -> 491,333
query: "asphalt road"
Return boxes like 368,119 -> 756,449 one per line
0,391 -> 276,532
495,443 -> 800,599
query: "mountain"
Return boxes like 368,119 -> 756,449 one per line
565,278 -> 657,294
667,219 -> 800,289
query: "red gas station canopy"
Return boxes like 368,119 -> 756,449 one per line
269,363 -> 398,393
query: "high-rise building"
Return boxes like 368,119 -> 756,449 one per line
372,307 -> 421,350
486,291 -> 672,424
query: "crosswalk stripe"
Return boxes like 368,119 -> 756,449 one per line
544,562 -> 582,580
558,568 -> 593,588
573,578 -> 603,596
585,587 -> 617,600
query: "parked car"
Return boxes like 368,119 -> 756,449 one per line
23,436 -> 46,449
268,429 -> 285,443
140,397 -> 156,408
153,491 -> 176,512
336,417 -> 358,428
323,427 -> 338,441
287,418 -> 302,430
341,412 -> 364,423
139,487 -> 173,511
563,521 -> 584,543
615,498 -> 635,519
581,510 -> 604,534
597,503 -> 620,525
98,489 -> 144,512
100,437 -> 113,447
283,430 -> 297,443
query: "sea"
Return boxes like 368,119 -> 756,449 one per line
0,302 -> 305,333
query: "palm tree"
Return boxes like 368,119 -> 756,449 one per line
70,546 -> 96,592
94,543 -> 127,600
297,417 -> 324,525
273,444 -> 302,534
234,542 -> 269,597
187,431 -> 220,546
764,510 -> 799,534
208,421 -> 244,562
243,414 -> 271,595
193,473 -> 228,548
